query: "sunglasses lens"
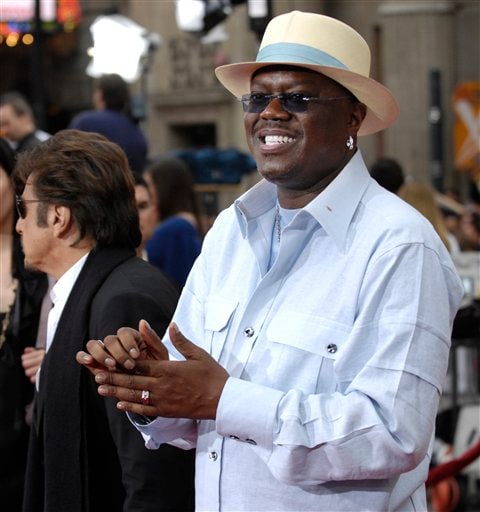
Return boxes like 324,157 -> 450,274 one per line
284,95 -> 309,113
242,94 -> 269,113
242,94 -> 311,113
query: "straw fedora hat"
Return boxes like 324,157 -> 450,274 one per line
215,11 -> 399,136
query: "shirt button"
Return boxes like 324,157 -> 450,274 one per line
245,438 -> 257,445
229,435 -> 240,440
243,327 -> 255,337
326,343 -> 338,354
208,451 -> 218,461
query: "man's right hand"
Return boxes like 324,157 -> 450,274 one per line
76,319 -> 169,375
22,347 -> 45,384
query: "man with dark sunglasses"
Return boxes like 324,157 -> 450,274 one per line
79,11 -> 463,512
13,130 -> 195,512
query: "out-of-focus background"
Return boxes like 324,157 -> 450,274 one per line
0,0 -> 478,205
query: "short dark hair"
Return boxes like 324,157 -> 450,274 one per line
13,129 -> 141,249
0,91 -> 35,119
95,74 -> 130,113
370,157 -> 405,194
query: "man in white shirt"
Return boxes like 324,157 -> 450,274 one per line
14,129 -> 194,512
78,12 -> 464,511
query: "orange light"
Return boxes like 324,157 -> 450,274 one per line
22,33 -> 34,45
0,35 -> 4,45
6,33 -> 19,47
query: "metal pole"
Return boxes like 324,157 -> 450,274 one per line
31,0 -> 46,130
428,69 -> 444,191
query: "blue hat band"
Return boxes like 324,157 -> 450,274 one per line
257,42 -> 348,70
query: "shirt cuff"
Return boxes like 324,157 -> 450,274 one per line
128,413 -> 197,450
216,377 -> 284,449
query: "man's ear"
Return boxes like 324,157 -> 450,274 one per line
51,205 -> 74,239
348,102 -> 367,134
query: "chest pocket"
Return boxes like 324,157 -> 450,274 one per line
265,313 -> 350,394
204,298 -> 238,360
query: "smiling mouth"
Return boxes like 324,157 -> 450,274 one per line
263,135 -> 295,145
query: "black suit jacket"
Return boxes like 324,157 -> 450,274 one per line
23,248 -> 195,512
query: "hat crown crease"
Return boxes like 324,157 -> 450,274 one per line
259,11 -> 371,77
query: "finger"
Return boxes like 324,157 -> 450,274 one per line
94,369 -> 154,389
84,338 -> 119,368
76,350 -> 94,366
116,400 -> 160,416
96,375 -> 160,410
21,353 -> 40,370
96,382 -> 161,416
23,346 -> 36,354
139,319 -> 169,359
24,366 -> 37,378
169,322 -> 205,360
28,350 -> 45,366
103,331 -> 140,370
76,350 -> 111,375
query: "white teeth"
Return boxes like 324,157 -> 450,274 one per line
264,135 -> 295,145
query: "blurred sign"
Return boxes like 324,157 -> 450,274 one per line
453,81 -> 480,181
0,0 -> 81,37
0,0 -> 54,22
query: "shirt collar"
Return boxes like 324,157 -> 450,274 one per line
234,150 -> 371,250
50,252 -> 90,305
304,150 -> 370,249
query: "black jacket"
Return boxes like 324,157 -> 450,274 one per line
24,248 -> 195,512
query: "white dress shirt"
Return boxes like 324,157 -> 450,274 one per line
132,151 -> 464,511
36,254 -> 89,390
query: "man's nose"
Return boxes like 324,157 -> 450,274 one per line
260,97 -> 291,119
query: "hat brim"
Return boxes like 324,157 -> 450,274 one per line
215,62 -> 399,136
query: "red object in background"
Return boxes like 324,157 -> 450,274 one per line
427,440 -> 480,487
57,0 -> 81,25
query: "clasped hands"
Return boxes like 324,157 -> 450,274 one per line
76,320 -> 229,420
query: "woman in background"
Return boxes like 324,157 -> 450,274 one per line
144,156 -> 203,290
398,180 -> 453,251
133,173 -> 157,260
0,137 -> 47,509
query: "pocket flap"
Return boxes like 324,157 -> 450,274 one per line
266,313 -> 350,359
205,298 -> 238,332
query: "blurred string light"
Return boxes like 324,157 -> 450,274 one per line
0,0 -> 81,45
22,33 -> 34,45
86,15 -> 161,83
6,32 -> 20,47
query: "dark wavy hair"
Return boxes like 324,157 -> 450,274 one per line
13,129 -> 141,249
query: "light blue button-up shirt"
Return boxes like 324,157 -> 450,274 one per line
133,151 -> 463,511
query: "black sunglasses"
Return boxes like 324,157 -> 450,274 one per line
240,92 -> 352,114
15,195 -> 45,219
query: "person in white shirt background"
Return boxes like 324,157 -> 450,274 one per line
78,11 -> 464,512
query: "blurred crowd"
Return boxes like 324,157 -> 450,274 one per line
369,157 -> 480,255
